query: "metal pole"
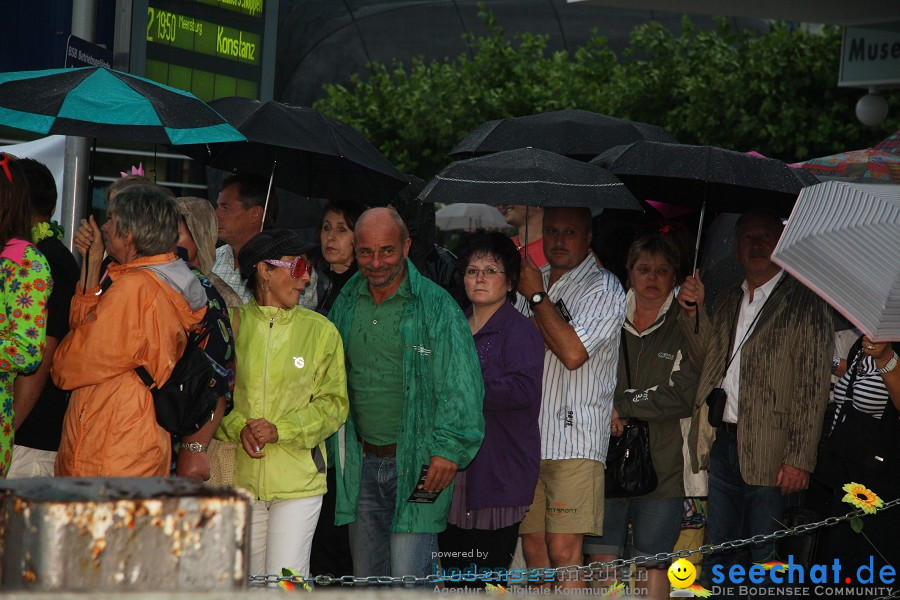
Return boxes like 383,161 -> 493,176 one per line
60,0 -> 98,254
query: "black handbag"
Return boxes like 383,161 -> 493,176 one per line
604,330 -> 658,498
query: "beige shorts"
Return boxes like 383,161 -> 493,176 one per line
519,458 -> 605,535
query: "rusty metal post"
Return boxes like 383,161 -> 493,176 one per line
0,478 -> 250,591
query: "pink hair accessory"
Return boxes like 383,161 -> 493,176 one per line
658,224 -> 673,236
120,162 -> 144,178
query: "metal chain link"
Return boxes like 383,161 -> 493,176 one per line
247,497 -> 900,587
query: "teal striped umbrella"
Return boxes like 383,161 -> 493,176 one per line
0,67 -> 245,145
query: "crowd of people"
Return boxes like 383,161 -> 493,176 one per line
1,153 -> 898,598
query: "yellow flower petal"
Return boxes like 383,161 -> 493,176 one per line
689,584 -> 713,597
841,482 -> 884,515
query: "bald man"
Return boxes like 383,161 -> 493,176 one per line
328,207 -> 485,581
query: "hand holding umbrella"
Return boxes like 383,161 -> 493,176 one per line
677,271 -> 705,314
517,255 -> 545,299
73,215 -> 104,292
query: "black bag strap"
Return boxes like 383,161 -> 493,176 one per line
135,364 -> 157,391
131,266 -> 209,394
620,329 -> 633,389
721,275 -> 786,379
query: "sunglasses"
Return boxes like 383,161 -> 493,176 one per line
262,256 -> 312,279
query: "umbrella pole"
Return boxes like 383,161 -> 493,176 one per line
261,157 -> 277,232
82,140 -> 98,293
689,200 -> 707,334
691,201 -> 706,276
523,206 -> 529,261
78,152 -> 89,293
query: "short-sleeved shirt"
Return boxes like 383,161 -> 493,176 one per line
345,273 -> 411,446
516,254 -> 625,463
511,235 -> 548,268
187,266 -> 235,416
15,237 -> 79,451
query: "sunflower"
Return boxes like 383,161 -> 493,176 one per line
277,568 -> 312,592
842,482 -> 883,515
688,584 -> 713,597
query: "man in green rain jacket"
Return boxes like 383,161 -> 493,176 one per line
329,207 -> 484,580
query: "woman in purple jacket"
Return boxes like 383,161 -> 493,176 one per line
437,231 -> 544,587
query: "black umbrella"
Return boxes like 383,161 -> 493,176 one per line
0,67 -> 244,145
180,98 -> 408,206
449,109 -> 677,161
418,147 -> 642,213
594,141 -> 819,329
593,141 -> 819,267
593,141 -> 819,214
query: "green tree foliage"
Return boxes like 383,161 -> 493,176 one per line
313,9 -> 899,179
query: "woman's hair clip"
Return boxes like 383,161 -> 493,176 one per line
120,162 -> 144,178
658,224 -> 673,237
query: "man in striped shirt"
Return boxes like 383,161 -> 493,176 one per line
516,206 -> 626,590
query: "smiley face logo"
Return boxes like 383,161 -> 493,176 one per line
668,558 -> 696,589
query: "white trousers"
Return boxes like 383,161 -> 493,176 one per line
249,495 -> 323,581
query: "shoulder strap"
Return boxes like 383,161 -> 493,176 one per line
620,329 -> 632,389
133,268 -> 203,391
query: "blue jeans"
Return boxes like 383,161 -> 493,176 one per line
701,427 -> 793,595
348,454 -> 437,582
583,496 -> 684,566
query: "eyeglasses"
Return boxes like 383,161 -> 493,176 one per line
262,256 -> 312,279
464,267 -> 505,279
0,155 -> 12,184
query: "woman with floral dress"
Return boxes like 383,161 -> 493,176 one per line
0,153 -> 51,476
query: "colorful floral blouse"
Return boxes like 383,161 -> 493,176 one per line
0,239 -> 51,476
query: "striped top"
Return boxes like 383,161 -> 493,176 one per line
833,351 -> 896,420
516,255 -> 625,462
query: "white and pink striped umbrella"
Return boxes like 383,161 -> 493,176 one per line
772,180 -> 900,341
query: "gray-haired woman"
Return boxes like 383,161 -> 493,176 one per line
52,187 -> 208,476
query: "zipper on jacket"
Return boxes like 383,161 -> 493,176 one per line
258,315 -> 275,495
634,335 -> 647,383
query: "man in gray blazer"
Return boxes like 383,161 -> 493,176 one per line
677,211 -> 832,592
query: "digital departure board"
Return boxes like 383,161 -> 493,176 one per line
130,0 -> 276,102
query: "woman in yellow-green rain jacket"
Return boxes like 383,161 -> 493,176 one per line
215,230 -> 348,580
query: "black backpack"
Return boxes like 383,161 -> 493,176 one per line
132,266 -> 218,436
135,330 -> 218,436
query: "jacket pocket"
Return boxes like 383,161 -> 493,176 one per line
311,445 -> 326,473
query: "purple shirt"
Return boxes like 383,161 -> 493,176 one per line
449,300 -> 543,520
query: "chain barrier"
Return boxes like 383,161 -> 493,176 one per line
248,497 -> 900,590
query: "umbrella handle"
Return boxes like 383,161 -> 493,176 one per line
261,155 -> 277,231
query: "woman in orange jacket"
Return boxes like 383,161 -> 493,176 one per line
52,187 -> 206,477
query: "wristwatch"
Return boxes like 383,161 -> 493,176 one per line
182,442 -> 207,454
528,291 -> 548,309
